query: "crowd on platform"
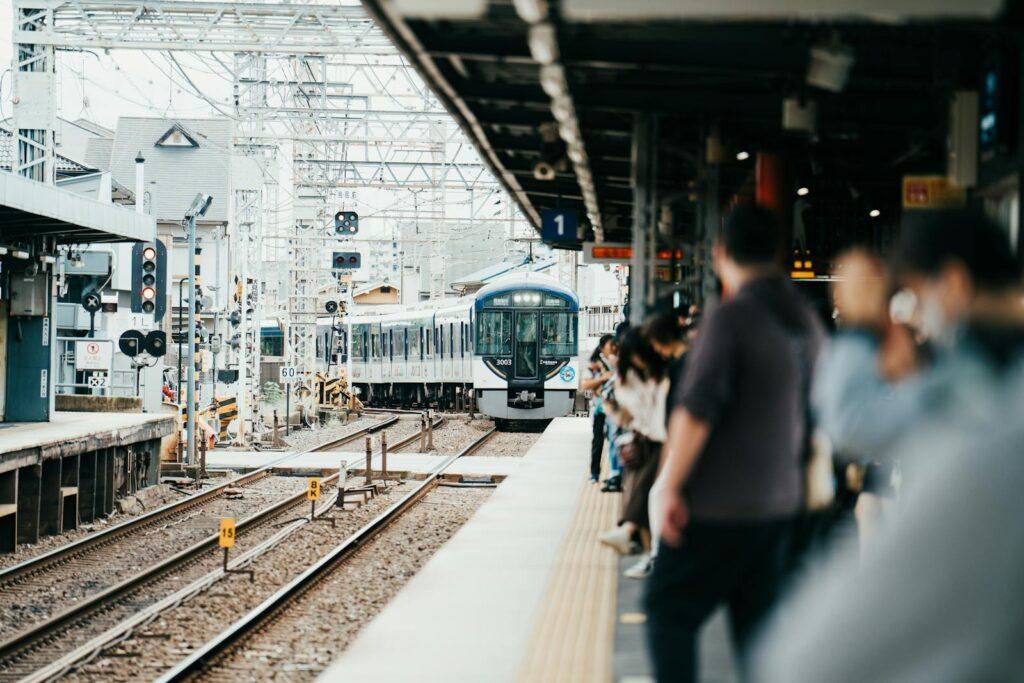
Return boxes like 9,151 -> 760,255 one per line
586,204 -> 1024,682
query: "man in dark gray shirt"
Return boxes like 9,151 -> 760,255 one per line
644,204 -> 824,682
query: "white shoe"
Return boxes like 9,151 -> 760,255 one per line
623,554 -> 653,579
599,526 -> 634,555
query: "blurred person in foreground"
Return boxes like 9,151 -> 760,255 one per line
754,209 -> 1024,681
644,204 -> 824,681
813,210 -> 1024,490
755,372 -> 1024,682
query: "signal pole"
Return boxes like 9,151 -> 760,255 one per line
186,212 -> 197,466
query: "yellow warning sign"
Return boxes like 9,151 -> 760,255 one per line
219,518 -> 236,548
307,478 -> 322,501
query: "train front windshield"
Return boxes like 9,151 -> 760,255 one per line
476,289 -> 577,379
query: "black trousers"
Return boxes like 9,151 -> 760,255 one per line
590,411 -> 606,479
644,519 -> 793,682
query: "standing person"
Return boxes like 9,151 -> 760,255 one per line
644,204 -> 824,681
598,327 -> 669,577
582,334 -> 615,482
640,311 -> 692,558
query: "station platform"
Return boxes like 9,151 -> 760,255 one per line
314,416 -> 737,683
203,450 -> 523,479
0,411 -> 174,473
0,411 -> 174,551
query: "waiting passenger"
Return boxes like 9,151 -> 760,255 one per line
813,209 -> 1024,495
645,204 -> 824,682
581,334 -> 615,482
598,327 -> 669,579
639,311 -> 692,562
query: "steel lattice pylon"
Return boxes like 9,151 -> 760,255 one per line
12,0 -> 521,442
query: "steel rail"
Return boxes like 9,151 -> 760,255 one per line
0,417 -> 403,675
0,416 -> 397,588
0,415 -> 433,679
157,426 -> 498,682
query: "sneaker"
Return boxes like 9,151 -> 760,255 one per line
623,554 -> 653,580
600,476 -> 622,493
599,526 -> 635,555
589,474 -> 599,483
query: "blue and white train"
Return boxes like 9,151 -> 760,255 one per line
337,273 -> 580,423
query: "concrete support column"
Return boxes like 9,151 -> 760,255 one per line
0,470 -> 16,553
79,450 -> 98,523
17,464 -> 41,544
630,113 -> 659,325
39,459 -> 62,536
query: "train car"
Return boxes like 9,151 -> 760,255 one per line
342,273 -> 579,424
472,274 -> 579,421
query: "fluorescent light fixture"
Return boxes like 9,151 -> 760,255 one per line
736,150 -> 750,161
513,0 -> 548,23
528,24 -> 559,66
539,63 -> 566,99
869,209 -> 881,218
39,254 -> 56,265
12,249 -> 30,259
797,187 -> 810,196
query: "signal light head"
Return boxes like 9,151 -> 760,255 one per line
142,286 -> 156,301
142,246 -> 157,260
142,273 -> 156,286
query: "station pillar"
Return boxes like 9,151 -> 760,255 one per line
755,153 -> 794,263
4,268 -> 55,422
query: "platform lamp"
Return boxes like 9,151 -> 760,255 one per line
184,193 -> 213,467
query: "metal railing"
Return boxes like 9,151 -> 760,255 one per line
55,337 -> 137,397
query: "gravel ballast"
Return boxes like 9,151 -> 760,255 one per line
0,475 -> 307,643
201,486 -> 492,681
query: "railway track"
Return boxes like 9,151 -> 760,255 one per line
0,415 -> 405,681
158,427 -> 496,682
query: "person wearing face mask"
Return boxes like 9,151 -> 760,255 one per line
813,209 -> 1024,493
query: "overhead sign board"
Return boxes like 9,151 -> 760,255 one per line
581,242 -> 685,265
75,340 -> 112,372
540,209 -> 579,243
902,175 -> 966,210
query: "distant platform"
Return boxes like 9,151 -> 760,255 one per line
0,411 -> 175,474
203,450 -> 524,479
316,416 -> 622,682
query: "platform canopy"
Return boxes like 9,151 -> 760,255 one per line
0,171 -> 155,244
361,0 -> 1012,247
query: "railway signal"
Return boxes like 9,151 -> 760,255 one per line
130,241 -> 167,321
332,252 -> 361,270
334,210 -> 359,236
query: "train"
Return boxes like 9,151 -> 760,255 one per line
262,273 -> 581,425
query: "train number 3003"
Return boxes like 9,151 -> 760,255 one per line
493,358 -> 512,366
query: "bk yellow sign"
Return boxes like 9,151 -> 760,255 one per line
307,478 -> 322,501
219,518 -> 236,548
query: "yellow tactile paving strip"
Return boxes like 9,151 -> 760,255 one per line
518,480 -> 621,683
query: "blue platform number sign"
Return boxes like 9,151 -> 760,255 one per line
541,209 -> 579,243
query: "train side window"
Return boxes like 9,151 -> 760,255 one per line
404,328 -> 409,360
449,322 -> 454,357
439,325 -> 445,359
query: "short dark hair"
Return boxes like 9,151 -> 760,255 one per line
641,311 -> 684,346
719,203 -> 779,265
896,209 -> 1021,290
590,333 -> 614,362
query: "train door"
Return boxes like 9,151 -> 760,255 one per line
514,312 -> 539,380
